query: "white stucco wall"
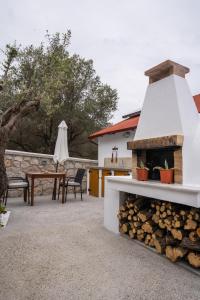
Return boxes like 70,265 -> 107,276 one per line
135,74 -> 198,140
98,130 -> 135,167
134,74 -> 200,186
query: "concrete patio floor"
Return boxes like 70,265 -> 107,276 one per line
0,195 -> 200,300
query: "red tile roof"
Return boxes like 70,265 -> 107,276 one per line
194,94 -> 200,112
89,116 -> 140,139
89,94 -> 200,139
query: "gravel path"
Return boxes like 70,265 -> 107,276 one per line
0,195 -> 200,300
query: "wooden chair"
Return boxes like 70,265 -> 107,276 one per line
4,176 -> 29,206
58,169 -> 85,201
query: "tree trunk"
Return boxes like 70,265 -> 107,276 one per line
0,97 -> 40,200
0,127 -> 8,200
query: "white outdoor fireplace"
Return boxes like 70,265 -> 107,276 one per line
104,60 -> 200,234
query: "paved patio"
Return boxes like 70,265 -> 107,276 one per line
0,195 -> 200,300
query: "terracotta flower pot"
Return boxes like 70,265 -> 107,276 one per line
136,168 -> 149,181
160,169 -> 174,184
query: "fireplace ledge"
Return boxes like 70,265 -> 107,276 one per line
104,176 -> 200,234
105,176 -> 200,206
127,134 -> 183,150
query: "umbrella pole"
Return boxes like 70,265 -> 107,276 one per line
52,162 -> 59,200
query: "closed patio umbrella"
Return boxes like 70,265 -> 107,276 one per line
53,120 -> 69,165
52,120 -> 69,199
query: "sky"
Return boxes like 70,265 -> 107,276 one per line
1,0 -> 200,122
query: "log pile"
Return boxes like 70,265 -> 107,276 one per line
118,194 -> 200,268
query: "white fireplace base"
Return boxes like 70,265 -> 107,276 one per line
104,176 -> 200,234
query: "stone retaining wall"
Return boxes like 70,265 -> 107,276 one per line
5,150 -> 97,197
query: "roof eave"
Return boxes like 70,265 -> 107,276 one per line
88,126 -> 136,140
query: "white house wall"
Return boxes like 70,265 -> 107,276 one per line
98,130 -> 135,167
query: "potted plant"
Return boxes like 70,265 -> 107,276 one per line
0,203 -> 10,228
154,160 -> 174,184
136,161 -> 149,181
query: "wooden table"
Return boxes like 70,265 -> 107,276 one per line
26,172 -> 66,206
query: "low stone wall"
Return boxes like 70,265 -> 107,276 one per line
5,150 -> 97,197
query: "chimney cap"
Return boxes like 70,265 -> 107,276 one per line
145,60 -> 190,84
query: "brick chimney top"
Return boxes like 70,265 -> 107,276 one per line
145,60 -> 190,84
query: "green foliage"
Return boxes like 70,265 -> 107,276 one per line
0,203 -> 7,214
137,160 -> 149,170
153,159 -> 171,170
0,31 -> 118,158
164,159 -> 169,169
140,160 -> 145,169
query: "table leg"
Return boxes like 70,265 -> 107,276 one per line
31,177 -> 35,206
62,176 -> 65,204
52,178 -> 57,200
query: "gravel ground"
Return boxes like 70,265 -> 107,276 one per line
0,195 -> 200,300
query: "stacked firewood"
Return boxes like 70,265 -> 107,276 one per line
118,195 -> 200,268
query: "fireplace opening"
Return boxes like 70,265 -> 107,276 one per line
138,148 -> 175,180
128,135 -> 183,184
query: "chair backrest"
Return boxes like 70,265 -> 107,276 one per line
74,169 -> 85,184
7,176 -> 28,188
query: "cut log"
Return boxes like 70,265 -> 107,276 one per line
155,210 -> 160,217
160,212 -> 167,219
121,223 -> 130,233
126,199 -> 136,208
174,220 -> 184,228
129,209 -> 135,215
187,214 -> 193,220
129,230 -> 135,239
156,205 -> 160,211
189,231 -> 198,242
158,220 -> 166,229
149,238 -> 155,247
121,211 -> 129,219
142,220 -> 157,234
119,205 -> 126,212
166,225 -> 172,231
166,246 -> 187,262
180,210 -> 188,217
154,237 -> 166,254
144,234 -> 151,245
164,216 -> 173,225
137,233 -> 145,241
132,227 -> 137,234
171,228 -> 185,241
138,210 -> 153,222
160,205 -> 166,212
180,237 -> 200,251
128,215 -> 132,221
167,209 -> 172,216
187,252 -> 200,268
194,213 -> 200,222
137,229 -> 144,235
174,215 -> 180,221
196,228 -> 200,238
152,214 -> 160,224
133,221 -> 142,228
184,219 -> 197,230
